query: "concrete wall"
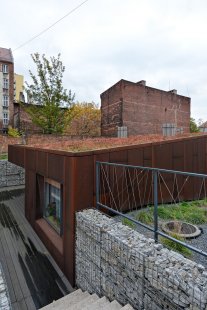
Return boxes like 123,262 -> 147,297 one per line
0,160 -> 25,187
76,209 -> 207,310
101,79 -> 190,137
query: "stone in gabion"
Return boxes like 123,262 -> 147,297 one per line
76,209 -> 207,310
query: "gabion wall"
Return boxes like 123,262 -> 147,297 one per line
76,209 -> 207,310
0,161 -> 25,187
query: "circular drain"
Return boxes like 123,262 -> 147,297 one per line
162,221 -> 201,239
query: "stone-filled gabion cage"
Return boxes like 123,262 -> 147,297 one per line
76,209 -> 207,310
0,160 -> 25,187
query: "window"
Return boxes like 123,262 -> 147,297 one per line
3,78 -> 9,89
2,64 -> 8,74
3,113 -> 8,125
3,95 -> 9,107
44,179 -> 62,234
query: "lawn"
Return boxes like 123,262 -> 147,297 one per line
135,200 -> 207,225
0,154 -> 8,160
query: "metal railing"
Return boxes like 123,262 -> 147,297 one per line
96,161 -> 207,259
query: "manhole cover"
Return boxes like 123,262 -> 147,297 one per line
162,221 -> 201,239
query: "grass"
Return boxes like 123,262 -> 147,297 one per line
0,154 -> 8,160
135,210 -> 153,225
135,200 -> 207,225
122,217 -> 136,229
161,233 -> 192,257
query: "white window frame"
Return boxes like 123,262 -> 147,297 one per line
2,64 -> 8,74
3,95 -> 9,107
3,78 -> 9,89
3,113 -> 8,125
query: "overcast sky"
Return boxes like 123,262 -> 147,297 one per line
1,0 -> 207,121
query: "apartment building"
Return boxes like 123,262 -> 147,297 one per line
0,47 -> 14,131
14,73 -> 24,102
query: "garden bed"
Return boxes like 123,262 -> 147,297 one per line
118,200 -> 207,268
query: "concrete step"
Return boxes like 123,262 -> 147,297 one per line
121,304 -> 134,309
104,300 -> 122,310
40,289 -> 134,310
40,289 -> 89,310
82,296 -> 110,310
69,293 -> 99,310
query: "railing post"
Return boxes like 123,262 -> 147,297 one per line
96,162 -> 100,209
153,170 -> 158,242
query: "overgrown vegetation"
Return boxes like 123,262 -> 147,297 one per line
161,233 -> 192,257
190,117 -> 199,133
135,210 -> 153,224
136,200 -> 207,225
65,102 -> 101,136
8,126 -> 21,137
122,217 -> 136,229
0,154 -> 8,160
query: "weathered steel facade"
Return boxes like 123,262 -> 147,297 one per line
8,134 -> 207,286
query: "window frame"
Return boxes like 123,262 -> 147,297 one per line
2,64 -> 8,74
43,178 -> 63,235
3,112 -> 9,125
3,95 -> 9,107
3,78 -> 9,89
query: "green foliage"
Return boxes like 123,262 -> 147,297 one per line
135,209 -> 153,224
161,233 -> 192,257
8,126 -> 21,137
157,203 -> 207,224
122,217 -> 136,229
135,200 -> 207,225
0,154 -> 8,160
65,102 -> 101,136
25,53 -> 75,134
190,117 -> 199,133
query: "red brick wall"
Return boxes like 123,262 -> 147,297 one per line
101,80 -> 190,137
101,80 -> 124,136
13,103 -> 41,133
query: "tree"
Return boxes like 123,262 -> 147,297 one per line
190,118 -> 199,133
25,53 -> 74,134
65,102 -> 101,136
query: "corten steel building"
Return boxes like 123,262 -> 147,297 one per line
8,133 -> 207,286
0,47 -> 14,131
101,79 -> 191,137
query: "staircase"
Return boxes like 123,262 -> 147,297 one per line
40,289 -> 134,310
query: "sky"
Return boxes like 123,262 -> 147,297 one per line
1,0 -> 207,121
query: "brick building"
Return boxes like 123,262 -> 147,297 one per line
101,79 -> 191,137
0,47 -> 14,131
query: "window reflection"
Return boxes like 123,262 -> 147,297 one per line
44,179 -> 62,234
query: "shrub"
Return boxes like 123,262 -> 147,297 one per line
135,209 -> 153,224
8,126 -> 20,137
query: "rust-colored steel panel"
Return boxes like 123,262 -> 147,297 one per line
143,146 -> 152,168
48,153 -> 64,183
8,145 -> 25,167
75,156 -> 94,211
25,148 -> 36,171
127,147 -> 143,166
36,150 -> 48,176
64,156 -> 76,286
7,134 -> 207,288
25,170 -> 36,225
154,143 -> 173,170
109,149 -> 128,163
